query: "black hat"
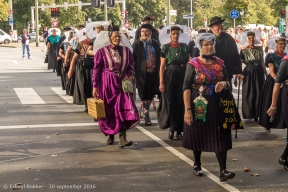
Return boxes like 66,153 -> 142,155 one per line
140,24 -> 154,31
208,16 -> 225,27
142,16 -> 153,21
64,26 -> 72,30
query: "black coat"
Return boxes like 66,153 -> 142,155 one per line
194,31 -> 242,77
132,39 -> 161,100
134,25 -> 159,43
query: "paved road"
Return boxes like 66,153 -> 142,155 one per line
0,44 -> 287,192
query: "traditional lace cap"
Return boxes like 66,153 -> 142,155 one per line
266,36 -> 288,52
74,28 -> 87,41
48,28 -> 61,36
159,25 -> 190,45
195,33 -> 216,51
92,31 -> 133,54
86,21 -> 110,39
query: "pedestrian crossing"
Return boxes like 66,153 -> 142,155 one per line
13,87 -> 72,105
12,86 -> 243,107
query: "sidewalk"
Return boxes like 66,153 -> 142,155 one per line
0,42 -> 44,49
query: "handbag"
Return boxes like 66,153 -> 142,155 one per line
87,98 -> 106,119
79,45 -> 94,70
80,56 -> 94,69
122,79 -> 133,93
217,89 -> 244,131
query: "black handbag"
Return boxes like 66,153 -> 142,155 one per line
79,56 -> 94,69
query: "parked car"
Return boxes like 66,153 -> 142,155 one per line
0,29 -> 12,44
18,33 -> 44,43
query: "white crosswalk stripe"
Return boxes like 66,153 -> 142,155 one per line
14,88 -> 46,104
50,87 -> 73,104
14,87 -> 73,105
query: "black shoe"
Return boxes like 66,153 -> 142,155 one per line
145,120 -> 152,126
176,133 -> 183,140
219,170 -> 235,182
264,127 -> 271,132
168,131 -> 174,140
107,135 -> 114,145
278,157 -> 288,170
193,165 -> 203,176
94,118 -> 98,122
84,107 -> 88,113
254,118 -> 258,122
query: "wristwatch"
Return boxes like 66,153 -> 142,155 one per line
185,108 -> 192,111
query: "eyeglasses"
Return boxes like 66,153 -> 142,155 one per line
202,43 -> 214,47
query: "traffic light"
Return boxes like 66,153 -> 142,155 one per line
281,10 -> 286,18
55,8 -> 60,17
107,0 -> 115,7
125,11 -> 129,22
91,0 -> 101,8
50,8 -> 55,17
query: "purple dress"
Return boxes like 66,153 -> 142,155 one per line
92,45 -> 140,136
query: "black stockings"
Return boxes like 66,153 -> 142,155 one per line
215,152 -> 227,172
281,144 -> 288,160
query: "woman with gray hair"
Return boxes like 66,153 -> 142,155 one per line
182,33 -> 243,182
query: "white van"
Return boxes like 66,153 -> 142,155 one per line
0,29 -> 12,44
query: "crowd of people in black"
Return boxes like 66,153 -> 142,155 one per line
42,16 -> 288,182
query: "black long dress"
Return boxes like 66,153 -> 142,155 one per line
157,43 -> 189,132
240,46 -> 265,119
259,52 -> 286,130
73,40 -> 93,107
182,58 -> 243,152
132,39 -> 161,101
47,35 -> 60,71
59,42 -> 70,90
275,58 -> 288,140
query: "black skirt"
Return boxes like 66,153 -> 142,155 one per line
73,58 -> 93,106
47,44 -> 58,70
259,75 -> 286,129
242,63 -> 265,119
157,65 -> 186,132
182,89 -> 243,152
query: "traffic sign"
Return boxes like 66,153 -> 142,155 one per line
183,14 -> 194,19
9,16 -> 13,25
8,9 -> 13,15
124,22 -> 130,29
51,20 -> 59,28
230,10 -> 239,19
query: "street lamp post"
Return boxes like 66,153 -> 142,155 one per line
35,0 -> 39,47
240,9 -> 244,26
167,0 -> 170,26
190,0 -> 193,29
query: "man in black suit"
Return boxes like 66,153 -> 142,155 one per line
134,16 -> 159,43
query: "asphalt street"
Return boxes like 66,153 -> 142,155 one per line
0,43 -> 287,192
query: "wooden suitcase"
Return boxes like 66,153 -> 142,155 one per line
87,98 -> 106,119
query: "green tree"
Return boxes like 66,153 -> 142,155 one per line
0,0 -> 10,21
126,0 -> 166,28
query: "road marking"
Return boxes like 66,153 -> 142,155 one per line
0,59 -> 18,64
136,126 -> 240,192
50,87 -> 73,104
0,122 -> 97,129
0,121 -> 239,191
14,88 -> 45,104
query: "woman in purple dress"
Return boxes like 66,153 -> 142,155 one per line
92,26 -> 139,147
267,54 -> 288,170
